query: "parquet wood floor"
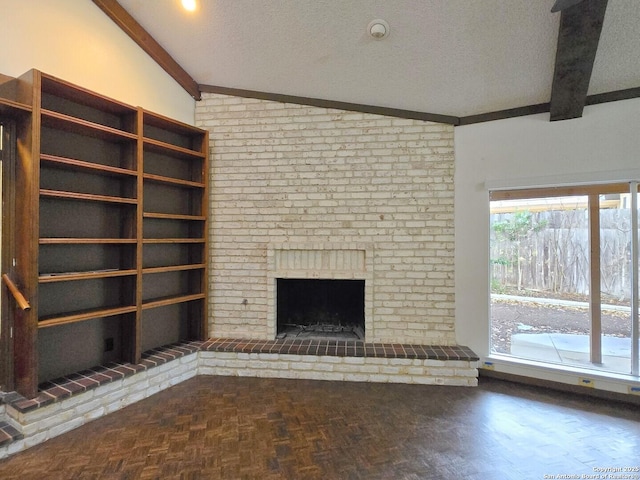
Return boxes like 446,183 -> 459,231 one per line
0,376 -> 638,479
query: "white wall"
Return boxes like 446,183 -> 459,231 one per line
454,98 -> 640,388
0,0 -> 195,124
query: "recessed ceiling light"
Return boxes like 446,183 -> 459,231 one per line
181,0 -> 197,12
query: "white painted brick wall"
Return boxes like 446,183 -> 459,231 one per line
196,95 -> 456,345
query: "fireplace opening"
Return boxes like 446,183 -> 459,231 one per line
276,278 -> 365,340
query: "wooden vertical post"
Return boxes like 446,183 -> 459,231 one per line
13,70 -> 40,398
133,107 -> 144,363
588,194 -> 602,365
630,182 -> 639,376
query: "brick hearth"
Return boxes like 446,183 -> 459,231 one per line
1,339 -> 477,459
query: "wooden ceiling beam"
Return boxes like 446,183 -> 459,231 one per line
549,0 -> 608,121
92,0 -> 201,100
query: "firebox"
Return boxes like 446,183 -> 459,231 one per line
276,278 -> 365,339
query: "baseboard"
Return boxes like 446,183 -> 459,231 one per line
479,368 -> 640,406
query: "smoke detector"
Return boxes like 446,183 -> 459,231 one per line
368,19 -> 390,40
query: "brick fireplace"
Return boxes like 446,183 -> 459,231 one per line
198,95 -> 457,347
269,243 -> 372,340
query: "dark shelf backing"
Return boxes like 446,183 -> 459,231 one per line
38,313 -> 136,383
140,302 -> 202,353
41,126 -> 136,171
40,198 -> 136,239
141,269 -> 203,303
143,242 -> 203,269
41,73 -> 137,133
38,276 -> 137,321
41,110 -> 137,142
142,109 -> 206,153
143,181 -> 202,217
40,167 -> 136,201
143,148 -> 204,183
39,243 -> 136,276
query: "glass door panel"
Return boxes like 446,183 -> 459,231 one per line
599,193 -> 632,374
490,196 -> 592,367
491,186 -> 640,377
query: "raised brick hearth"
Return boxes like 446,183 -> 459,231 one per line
1,339 -> 477,459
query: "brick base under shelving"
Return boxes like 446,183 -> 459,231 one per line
0,338 -> 478,459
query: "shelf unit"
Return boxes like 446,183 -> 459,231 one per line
140,109 -> 208,353
1,70 -> 208,396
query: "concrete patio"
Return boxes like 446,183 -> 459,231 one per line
511,333 -> 635,374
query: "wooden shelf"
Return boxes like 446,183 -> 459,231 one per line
0,97 -> 32,114
143,212 -> 205,221
143,172 -> 205,188
143,238 -> 205,244
143,264 -> 205,275
41,153 -> 137,178
39,238 -> 137,244
40,189 -> 137,205
39,269 -> 137,283
143,138 -> 205,160
38,305 -> 137,328
142,293 -> 206,310
41,109 -> 137,142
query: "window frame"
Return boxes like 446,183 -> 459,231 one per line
489,182 -> 639,377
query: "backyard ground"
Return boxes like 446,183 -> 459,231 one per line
490,289 -> 632,354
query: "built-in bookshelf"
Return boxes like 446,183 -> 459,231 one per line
140,110 -> 208,353
0,70 -> 208,396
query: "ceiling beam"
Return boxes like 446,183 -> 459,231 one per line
92,0 -> 201,100
549,0 -> 608,121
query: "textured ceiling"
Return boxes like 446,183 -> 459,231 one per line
116,0 -> 640,118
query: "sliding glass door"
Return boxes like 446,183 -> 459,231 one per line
490,183 -> 639,376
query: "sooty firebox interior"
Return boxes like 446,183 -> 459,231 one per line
276,279 -> 365,340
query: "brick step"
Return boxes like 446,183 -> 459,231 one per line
0,420 -> 23,447
1,391 -> 24,448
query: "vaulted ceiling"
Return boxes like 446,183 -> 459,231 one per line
99,0 -> 639,124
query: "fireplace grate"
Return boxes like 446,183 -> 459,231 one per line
277,323 -> 364,340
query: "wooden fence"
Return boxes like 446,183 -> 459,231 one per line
490,209 -> 633,299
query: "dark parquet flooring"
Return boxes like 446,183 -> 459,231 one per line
0,375 -> 639,480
